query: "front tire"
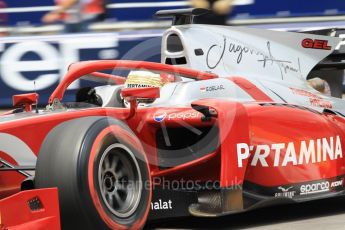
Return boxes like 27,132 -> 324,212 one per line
35,117 -> 151,230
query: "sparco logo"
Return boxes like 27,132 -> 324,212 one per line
300,182 -> 329,195
300,179 -> 343,195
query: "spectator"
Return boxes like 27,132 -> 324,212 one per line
190,0 -> 234,25
42,0 -> 105,33
0,1 -> 7,36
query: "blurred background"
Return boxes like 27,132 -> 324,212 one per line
0,0 -> 344,106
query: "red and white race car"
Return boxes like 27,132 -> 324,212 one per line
0,8 -> 345,229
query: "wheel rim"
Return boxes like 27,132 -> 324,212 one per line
98,143 -> 142,218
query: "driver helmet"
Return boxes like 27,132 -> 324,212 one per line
123,70 -> 177,107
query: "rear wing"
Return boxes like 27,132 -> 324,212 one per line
301,28 -> 345,70
155,8 -> 210,25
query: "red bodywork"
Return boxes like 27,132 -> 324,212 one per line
0,188 -> 60,230
12,93 -> 39,112
1,60 -> 345,228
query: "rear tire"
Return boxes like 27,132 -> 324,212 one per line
35,117 -> 151,230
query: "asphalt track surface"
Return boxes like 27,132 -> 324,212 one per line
144,196 -> 345,230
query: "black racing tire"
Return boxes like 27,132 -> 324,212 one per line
35,117 -> 151,230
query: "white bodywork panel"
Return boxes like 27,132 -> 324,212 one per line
162,25 -> 340,83
160,24 -> 345,113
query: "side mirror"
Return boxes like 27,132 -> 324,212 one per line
121,87 -> 160,119
13,93 -> 39,112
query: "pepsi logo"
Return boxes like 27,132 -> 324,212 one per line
154,112 -> 167,122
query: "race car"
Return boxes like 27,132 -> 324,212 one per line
1,8 -> 345,230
